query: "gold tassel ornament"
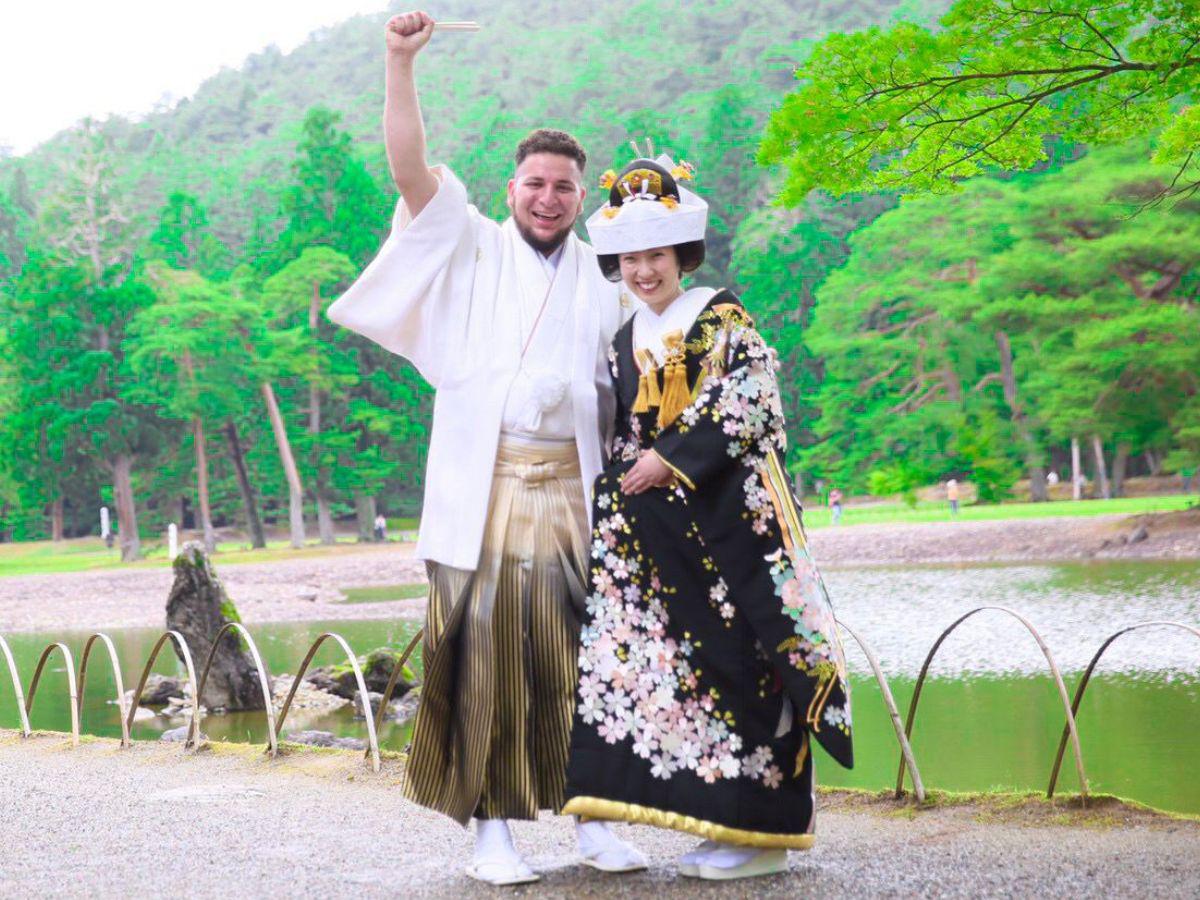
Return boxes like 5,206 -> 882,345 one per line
632,348 -> 661,414
656,330 -> 690,429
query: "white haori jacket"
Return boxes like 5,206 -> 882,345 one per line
327,166 -> 624,570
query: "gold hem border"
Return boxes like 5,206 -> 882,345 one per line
561,796 -> 815,850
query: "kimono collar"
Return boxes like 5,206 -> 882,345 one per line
504,218 -> 577,291
633,286 -> 718,364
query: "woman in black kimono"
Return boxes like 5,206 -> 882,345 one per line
562,155 -> 854,880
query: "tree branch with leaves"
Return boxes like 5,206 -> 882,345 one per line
760,0 -> 1200,200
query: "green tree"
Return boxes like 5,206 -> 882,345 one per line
761,0 -> 1200,200
990,144 -> 1200,495
128,264 -> 259,551
147,192 -> 231,277
31,122 -> 156,559
730,191 -> 897,473
277,107 -> 388,267
260,247 -> 357,544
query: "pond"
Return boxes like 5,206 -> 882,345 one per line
1,559 -> 1197,813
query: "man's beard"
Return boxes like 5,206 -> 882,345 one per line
515,217 -> 573,256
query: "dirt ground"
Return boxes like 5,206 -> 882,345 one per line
2,732 -> 1197,898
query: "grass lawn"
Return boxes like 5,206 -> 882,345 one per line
1,494 -> 1193,577
800,493 -> 1196,529
0,535 -> 412,578
339,583 -> 428,604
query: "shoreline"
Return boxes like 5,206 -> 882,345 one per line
0,512 -> 1195,636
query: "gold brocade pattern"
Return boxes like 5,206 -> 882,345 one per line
403,437 -> 588,824
561,797 -> 816,850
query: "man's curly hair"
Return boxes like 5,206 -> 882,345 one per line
515,129 -> 587,172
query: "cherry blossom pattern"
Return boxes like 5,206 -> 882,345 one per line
578,488 -> 784,789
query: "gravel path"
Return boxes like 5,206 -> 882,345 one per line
2,731 -> 1197,898
810,510 -> 1200,566
0,512 -> 1195,635
0,543 -> 428,634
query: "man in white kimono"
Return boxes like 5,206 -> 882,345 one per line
327,10 -> 645,886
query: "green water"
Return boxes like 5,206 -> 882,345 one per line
816,673 -> 1200,815
0,619 -> 423,748
1,558 -> 1198,814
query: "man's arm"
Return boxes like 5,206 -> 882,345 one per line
384,11 -> 440,215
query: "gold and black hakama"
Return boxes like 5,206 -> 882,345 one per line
404,435 -> 588,824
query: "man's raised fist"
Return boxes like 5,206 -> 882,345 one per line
385,11 -> 434,56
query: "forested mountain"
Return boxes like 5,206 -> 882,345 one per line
0,0 -> 940,549
1,0 -> 1195,553
3,0 -> 936,274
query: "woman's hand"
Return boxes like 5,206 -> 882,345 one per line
621,451 -> 675,495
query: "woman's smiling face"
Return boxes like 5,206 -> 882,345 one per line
619,245 -> 682,308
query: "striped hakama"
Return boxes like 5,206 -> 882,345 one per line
404,435 -> 589,824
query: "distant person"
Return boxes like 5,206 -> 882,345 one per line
1046,471 -> 1060,486
946,479 -> 960,516
1183,466 -> 1196,494
828,487 -> 844,524
373,513 -> 387,542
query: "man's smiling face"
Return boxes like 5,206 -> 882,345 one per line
507,152 -> 586,255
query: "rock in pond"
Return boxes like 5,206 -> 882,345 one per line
166,542 -> 269,712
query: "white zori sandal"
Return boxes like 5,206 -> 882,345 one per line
467,820 -> 541,886
676,839 -> 720,876
465,859 -> 540,886
683,842 -> 789,881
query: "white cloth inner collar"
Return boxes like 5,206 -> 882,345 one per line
632,286 -> 717,366
537,242 -> 565,279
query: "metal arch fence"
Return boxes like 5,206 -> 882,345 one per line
274,631 -> 382,772
24,642 -> 80,746
1046,620 -> 1200,799
895,606 -> 1090,801
194,622 -> 279,758
0,634 -> 31,737
77,633 -> 130,747
0,612 -> 1195,806
835,619 -> 927,803
127,631 -> 202,747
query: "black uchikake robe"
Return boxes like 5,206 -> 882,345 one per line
562,291 -> 852,848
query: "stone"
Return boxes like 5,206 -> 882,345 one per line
131,706 -> 157,723
138,674 -> 184,707
351,691 -> 386,718
386,690 -> 421,724
160,725 -> 206,743
165,542 -> 269,712
162,696 -> 208,719
1127,525 -> 1149,544
284,730 -> 367,751
307,647 -> 414,702
304,670 -> 339,694
271,674 -> 350,712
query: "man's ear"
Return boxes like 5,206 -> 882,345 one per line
506,177 -> 516,211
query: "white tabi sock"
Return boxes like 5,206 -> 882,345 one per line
474,818 -> 518,861
470,818 -> 537,883
575,819 -> 648,872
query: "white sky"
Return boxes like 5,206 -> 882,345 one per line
0,1 -> 390,155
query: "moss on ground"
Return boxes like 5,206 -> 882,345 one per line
817,785 -> 1200,826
